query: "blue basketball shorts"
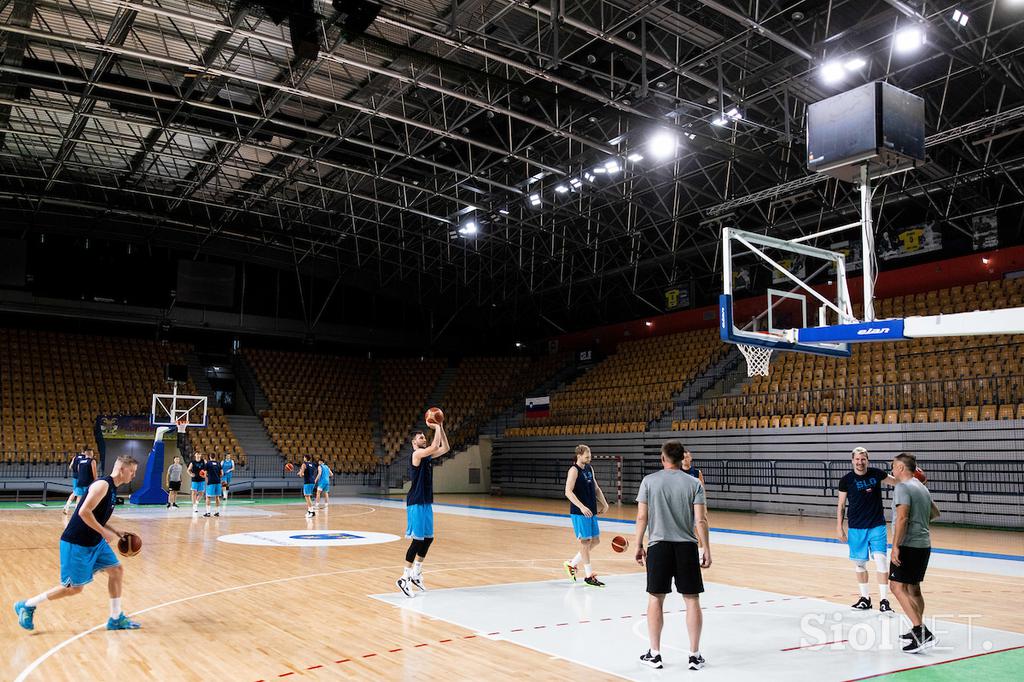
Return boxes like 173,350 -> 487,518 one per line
73,486 -> 88,497
848,525 -> 889,561
205,484 -> 223,497
191,481 -> 206,493
223,473 -> 233,484
317,481 -> 330,492
60,540 -> 120,587
571,514 -> 600,540
406,504 -> 434,540
303,483 -> 316,496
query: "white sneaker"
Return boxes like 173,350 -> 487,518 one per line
409,575 -> 426,592
305,510 -> 315,518
396,578 -> 412,598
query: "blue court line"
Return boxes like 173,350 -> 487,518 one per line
358,496 -> 1024,563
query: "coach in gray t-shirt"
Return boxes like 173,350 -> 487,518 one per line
634,441 -> 711,671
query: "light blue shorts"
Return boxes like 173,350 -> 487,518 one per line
317,481 -> 330,492
191,481 -> 206,493
73,486 -> 88,497
223,473 -> 233,484
60,540 -> 120,587
848,525 -> 889,561
406,504 -> 434,540
205,484 -> 223,497
571,514 -> 600,540
303,483 -> 316,496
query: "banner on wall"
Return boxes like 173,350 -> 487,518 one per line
97,415 -> 169,440
829,240 -> 863,273
732,265 -> 753,292
879,223 -> 942,260
664,285 -> 691,311
772,254 -> 807,284
971,212 -> 998,251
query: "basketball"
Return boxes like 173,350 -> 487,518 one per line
117,532 -> 142,557
611,535 -> 628,553
284,462 -> 294,473
199,469 -> 207,479
425,407 -> 444,425
914,468 -> 928,484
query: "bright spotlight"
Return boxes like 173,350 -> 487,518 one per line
604,159 -> 621,174
459,221 -> 478,236
952,9 -> 969,26
844,57 -> 867,71
821,61 -> 845,84
569,177 -> 583,189
555,184 -> 569,194
627,152 -> 644,162
583,172 -> 596,182
647,130 -> 678,159
498,208 -> 509,215
529,193 -> 541,206
894,26 -> 926,53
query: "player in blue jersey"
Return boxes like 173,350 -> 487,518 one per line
221,453 -> 234,501
203,455 -> 224,517
396,420 -> 449,597
837,446 -> 897,612
298,454 -> 318,518
188,452 -> 206,514
563,444 -> 610,587
15,447 -> 146,632
314,457 -> 332,510
63,447 -> 97,515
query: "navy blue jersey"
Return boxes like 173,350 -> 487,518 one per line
569,464 -> 597,515
188,459 -> 205,482
406,455 -> 434,506
302,462 -> 317,484
839,467 -> 887,529
75,456 -> 96,487
61,476 -> 117,547
204,460 -> 222,485
684,465 -> 701,480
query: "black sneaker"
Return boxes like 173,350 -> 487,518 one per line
688,654 -> 706,670
584,575 -> 605,587
640,650 -> 663,669
879,599 -> 893,613
214,512 -> 220,517
852,597 -> 872,610
396,578 -> 412,598
903,628 -> 935,653
203,512 -> 211,517
166,503 -> 170,508
899,630 -> 915,640
172,503 -> 179,508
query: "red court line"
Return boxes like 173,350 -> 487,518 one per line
781,639 -> 849,652
843,645 -> 1024,681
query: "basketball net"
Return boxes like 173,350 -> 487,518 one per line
738,343 -> 773,377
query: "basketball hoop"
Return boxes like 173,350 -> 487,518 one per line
738,343 -> 774,376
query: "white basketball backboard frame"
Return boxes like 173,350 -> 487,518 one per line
151,391 -> 208,427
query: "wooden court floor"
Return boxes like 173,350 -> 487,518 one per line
2,495 -> 1022,681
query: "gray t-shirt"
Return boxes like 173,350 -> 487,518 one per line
168,463 -> 183,482
892,477 -> 933,548
636,468 -> 707,545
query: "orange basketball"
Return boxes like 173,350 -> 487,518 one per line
611,535 -> 629,553
284,462 -> 294,473
117,532 -> 142,557
425,407 -> 444,425
199,469 -> 207,479
913,468 -> 928,484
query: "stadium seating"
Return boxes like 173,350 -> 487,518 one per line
507,328 -> 726,437
379,357 -> 446,462
187,406 -> 246,464
675,277 -> 1024,430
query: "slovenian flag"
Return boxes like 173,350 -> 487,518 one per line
525,396 -> 550,419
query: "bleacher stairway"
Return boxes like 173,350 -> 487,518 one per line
226,414 -> 281,458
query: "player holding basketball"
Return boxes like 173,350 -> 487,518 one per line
315,457 -> 332,509
203,455 -> 224,517
298,454 -> 317,518
63,446 -> 97,515
837,446 -> 896,612
188,451 -> 206,514
396,420 -> 449,597
889,453 -> 940,653
634,441 -> 711,671
221,452 -> 234,500
563,444 -> 609,587
15,452 -> 144,632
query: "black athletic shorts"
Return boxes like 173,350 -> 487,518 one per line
889,545 -> 931,584
646,541 -> 704,595
168,480 -> 181,491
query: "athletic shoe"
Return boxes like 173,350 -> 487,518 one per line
396,578 -> 412,598
899,630 -> 915,640
852,597 -> 872,610
106,613 -> 141,630
203,512 -> 211,517
584,575 -> 605,588
879,599 -> 893,613
214,512 -> 220,517
305,510 -> 315,518
563,561 -> 577,582
62,508 -> 69,515
639,650 -> 663,669
688,654 -> 706,670
172,503 -> 179,508
409,575 -> 426,592
903,628 -> 935,653
166,503 -> 170,508
14,601 -> 35,631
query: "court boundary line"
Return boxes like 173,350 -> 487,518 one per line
843,644 -> 1024,681
357,497 -> 1024,564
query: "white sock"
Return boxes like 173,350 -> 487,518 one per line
26,592 -> 49,608
584,564 -> 592,577
879,584 -> 889,599
569,552 -> 582,567
110,598 -> 122,618
413,560 -> 423,576
689,650 -> 699,658
403,567 -> 412,579
859,583 -> 870,598
651,649 -> 660,657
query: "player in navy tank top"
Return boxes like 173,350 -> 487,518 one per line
15,448 -> 149,633
298,454 -> 318,518
63,447 -> 97,514
396,418 -> 449,598
203,457 -> 224,517
563,444 -> 610,587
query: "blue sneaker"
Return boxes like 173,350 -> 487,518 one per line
106,613 -> 141,630
14,601 -> 36,631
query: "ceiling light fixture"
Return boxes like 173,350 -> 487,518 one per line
604,159 -> 621,174
555,184 -> 569,194
894,26 -> 926,53
529,193 -> 542,206
459,221 -> 478,236
821,61 -> 845,84
647,130 -> 678,159
952,9 -> 969,26
627,152 -> 644,162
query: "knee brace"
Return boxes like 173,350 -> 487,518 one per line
872,553 -> 888,573
853,559 -> 868,573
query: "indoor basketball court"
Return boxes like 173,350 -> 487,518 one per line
2,0 -> 1024,680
